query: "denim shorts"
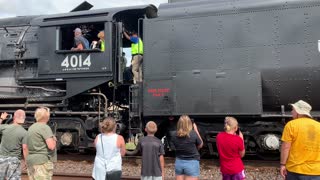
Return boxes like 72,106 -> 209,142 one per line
175,159 -> 200,177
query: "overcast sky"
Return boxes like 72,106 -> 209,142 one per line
0,0 -> 168,17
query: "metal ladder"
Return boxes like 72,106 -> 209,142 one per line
128,84 -> 142,137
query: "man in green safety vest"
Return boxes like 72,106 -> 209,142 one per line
124,30 -> 143,84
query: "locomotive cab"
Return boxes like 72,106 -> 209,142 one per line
34,5 -> 156,151
30,5 -> 157,100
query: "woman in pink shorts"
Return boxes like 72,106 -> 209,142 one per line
216,116 -> 246,180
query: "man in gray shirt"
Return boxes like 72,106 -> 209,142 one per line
71,28 -> 89,50
0,109 -> 28,179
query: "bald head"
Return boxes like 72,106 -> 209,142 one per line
13,109 -> 26,124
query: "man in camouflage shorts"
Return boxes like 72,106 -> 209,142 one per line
0,110 -> 28,180
26,107 -> 57,180
27,161 -> 54,179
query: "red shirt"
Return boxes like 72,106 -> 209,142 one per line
216,132 -> 244,174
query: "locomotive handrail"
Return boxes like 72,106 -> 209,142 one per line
16,26 -> 30,46
55,49 -> 102,54
0,85 -> 66,93
261,114 -> 292,118
0,104 -> 59,108
0,110 -> 106,115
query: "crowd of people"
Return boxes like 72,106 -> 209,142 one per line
0,99 -> 319,180
90,99 -> 320,180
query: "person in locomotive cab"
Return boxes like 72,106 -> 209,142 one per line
121,52 -> 127,72
98,31 -> 105,51
71,28 -> 89,51
216,116 -> 246,180
0,110 -> 28,180
123,30 -> 143,84
92,31 -> 105,51
26,107 -> 57,180
92,117 -> 126,180
280,100 -> 320,179
172,115 -> 203,180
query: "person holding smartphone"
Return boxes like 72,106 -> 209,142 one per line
173,115 -> 203,180
216,116 -> 245,180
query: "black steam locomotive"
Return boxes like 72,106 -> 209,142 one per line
1,0 -> 319,158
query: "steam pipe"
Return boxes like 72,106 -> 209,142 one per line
84,92 -> 108,117
0,85 -> 66,93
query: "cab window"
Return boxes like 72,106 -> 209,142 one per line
57,22 -> 105,52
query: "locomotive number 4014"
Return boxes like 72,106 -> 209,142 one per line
61,55 -> 91,68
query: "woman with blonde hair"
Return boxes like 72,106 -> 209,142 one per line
92,117 -> 126,180
216,116 -> 245,180
91,31 -> 105,51
97,31 -> 105,51
173,115 -> 203,180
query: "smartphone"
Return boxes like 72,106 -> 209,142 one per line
190,118 -> 195,124
236,127 -> 240,135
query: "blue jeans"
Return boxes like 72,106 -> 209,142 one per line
175,159 -> 200,177
287,171 -> 320,180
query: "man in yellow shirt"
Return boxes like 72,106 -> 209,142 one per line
280,100 -> 320,179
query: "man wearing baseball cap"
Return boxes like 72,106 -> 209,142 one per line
280,100 -> 320,179
71,27 -> 89,50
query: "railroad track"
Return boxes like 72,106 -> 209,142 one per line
22,173 -> 140,180
58,152 -> 280,162
57,153 -> 280,167
20,155 -> 279,180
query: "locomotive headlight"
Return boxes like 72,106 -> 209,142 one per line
60,132 -> 73,146
261,134 -> 280,150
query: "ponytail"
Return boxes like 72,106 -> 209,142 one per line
100,117 -> 116,133
225,124 -> 231,131
224,116 -> 238,132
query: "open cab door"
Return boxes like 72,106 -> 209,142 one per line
114,22 -> 123,84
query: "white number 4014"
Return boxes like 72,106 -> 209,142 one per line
61,55 -> 91,68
